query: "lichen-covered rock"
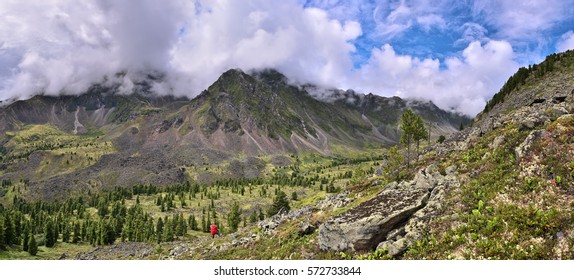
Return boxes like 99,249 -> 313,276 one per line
377,238 -> 408,257
168,244 -> 191,259
318,164 -> 459,255
515,130 -> 548,163
318,183 -> 429,251
258,191 -> 353,235
490,136 -> 505,150
549,106 -> 569,120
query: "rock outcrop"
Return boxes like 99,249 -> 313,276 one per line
428,99 -> 572,158
75,242 -> 154,260
515,130 -> 548,163
258,191 -> 353,235
317,165 -> 459,256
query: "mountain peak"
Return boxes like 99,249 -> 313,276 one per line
250,68 -> 288,85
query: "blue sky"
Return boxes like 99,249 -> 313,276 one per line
302,0 -> 574,66
1,0 -> 574,116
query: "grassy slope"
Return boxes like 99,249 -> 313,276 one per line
0,147 -> 389,260
1,124 -> 115,179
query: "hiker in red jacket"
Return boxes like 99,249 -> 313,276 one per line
210,223 -> 218,238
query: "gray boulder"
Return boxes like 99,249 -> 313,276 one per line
318,183 -> 430,251
318,164 -> 459,255
515,130 -> 547,163
490,136 -> 505,150
377,238 -> 408,257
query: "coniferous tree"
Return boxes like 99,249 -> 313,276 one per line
12,213 -> 21,245
44,219 -> 56,248
27,235 -> 38,256
188,214 -> 198,231
383,145 -> 405,182
62,223 -> 70,243
268,191 -> 290,217
162,218 -> 174,242
0,216 -> 5,249
249,210 -> 257,224
72,222 -> 81,243
3,214 -> 16,246
227,201 -> 242,233
175,214 -> 186,236
97,199 -> 108,217
98,220 -> 106,245
413,116 -> 428,161
155,218 -> 164,243
400,109 -> 417,168
258,208 -> 265,221
80,221 -> 87,241
22,225 -> 30,252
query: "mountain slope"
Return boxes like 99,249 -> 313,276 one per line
194,50 -> 574,260
4,51 -> 574,260
0,69 -> 467,200
352,50 -> 574,259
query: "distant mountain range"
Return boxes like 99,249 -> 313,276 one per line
0,68 -> 468,199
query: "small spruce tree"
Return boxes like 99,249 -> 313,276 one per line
28,235 -> 38,256
227,201 -> 242,232
268,191 -> 290,217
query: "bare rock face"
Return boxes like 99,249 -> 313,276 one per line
318,165 -> 459,254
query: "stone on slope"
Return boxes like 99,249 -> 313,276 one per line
318,183 -> 430,251
258,191 -> 353,235
515,130 -> 547,163
318,164 -> 459,256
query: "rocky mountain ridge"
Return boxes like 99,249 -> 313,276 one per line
0,68 -> 467,200
6,51 -> 574,260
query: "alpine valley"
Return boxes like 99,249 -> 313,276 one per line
1,50 -> 574,260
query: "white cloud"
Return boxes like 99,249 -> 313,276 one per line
351,40 -> 518,116
417,14 -> 446,32
0,0 -> 192,100
0,0 -> 361,101
455,22 -> 489,46
369,0 -> 457,39
556,31 -> 574,52
472,0 -> 570,40
0,0 -> 559,117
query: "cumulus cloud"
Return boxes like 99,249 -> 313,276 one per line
556,31 -> 574,52
0,0 -> 191,100
0,0 -> 569,117
351,40 -> 518,116
171,1 -> 361,91
0,0 -> 361,101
